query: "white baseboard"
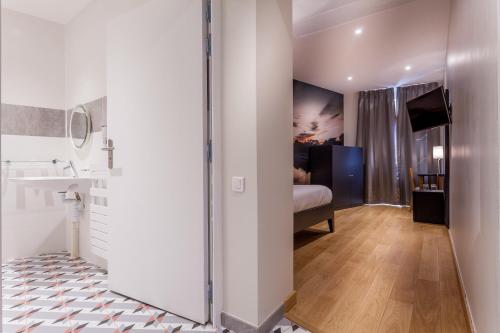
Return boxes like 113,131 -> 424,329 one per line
447,229 -> 477,333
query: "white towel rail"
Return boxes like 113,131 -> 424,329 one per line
89,165 -> 110,259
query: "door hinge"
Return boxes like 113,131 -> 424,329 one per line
207,141 -> 212,163
208,280 -> 213,304
206,33 -> 212,57
206,2 -> 211,23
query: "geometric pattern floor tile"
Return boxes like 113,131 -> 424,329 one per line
271,318 -> 310,333
2,253 -> 309,333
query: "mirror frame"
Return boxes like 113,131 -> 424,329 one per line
69,105 -> 92,150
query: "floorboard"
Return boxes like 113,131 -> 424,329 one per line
288,205 -> 470,333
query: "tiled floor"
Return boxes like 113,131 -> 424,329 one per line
271,318 -> 309,333
2,253 -> 308,333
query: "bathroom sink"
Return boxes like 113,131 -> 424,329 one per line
8,176 -> 92,193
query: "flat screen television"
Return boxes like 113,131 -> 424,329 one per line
407,86 -> 450,132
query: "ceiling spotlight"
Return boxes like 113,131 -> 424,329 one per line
405,65 -> 412,71
354,28 -> 363,35
347,76 -> 353,81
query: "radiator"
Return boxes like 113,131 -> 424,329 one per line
89,165 -> 109,259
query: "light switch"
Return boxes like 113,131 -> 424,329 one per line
231,176 -> 245,193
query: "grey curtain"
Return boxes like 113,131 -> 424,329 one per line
396,82 -> 443,205
356,88 -> 399,204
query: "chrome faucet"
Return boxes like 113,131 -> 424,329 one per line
54,159 -> 78,177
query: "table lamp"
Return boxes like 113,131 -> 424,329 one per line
433,146 -> 444,174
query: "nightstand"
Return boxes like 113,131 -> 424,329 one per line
412,190 -> 445,224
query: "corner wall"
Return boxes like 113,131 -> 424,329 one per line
446,0 -> 500,331
256,0 -> 294,324
221,0 -> 259,324
343,91 -> 358,146
221,0 -> 293,327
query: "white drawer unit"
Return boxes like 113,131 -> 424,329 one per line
89,166 -> 109,259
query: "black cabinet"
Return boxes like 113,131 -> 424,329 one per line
310,145 -> 364,210
412,190 -> 445,224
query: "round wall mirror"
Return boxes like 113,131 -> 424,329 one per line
70,105 -> 92,150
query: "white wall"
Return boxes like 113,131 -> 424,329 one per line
256,0 -> 293,324
343,91 -> 358,146
222,0 -> 293,327
1,9 -> 68,262
65,0 -> 149,109
446,0 -> 500,332
1,8 -> 65,109
1,136 -> 69,262
222,0 -> 259,324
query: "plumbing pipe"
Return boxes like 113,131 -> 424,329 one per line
69,198 -> 81,258
59,192 -> 82,258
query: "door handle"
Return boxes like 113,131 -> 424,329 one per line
101,139 -> 115,169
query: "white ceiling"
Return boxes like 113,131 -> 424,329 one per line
1,0 -> 93,24
293,0 -> 416,37
293,0 -> 451,93
2,0 -> 450,94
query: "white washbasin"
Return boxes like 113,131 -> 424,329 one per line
8,176 -> 92,193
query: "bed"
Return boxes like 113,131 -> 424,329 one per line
293,184 -> 335,233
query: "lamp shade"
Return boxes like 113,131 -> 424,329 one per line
433,146 -> 444,159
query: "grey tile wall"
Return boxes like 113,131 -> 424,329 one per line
0,96 -> 107,138
1,104 -> 66,137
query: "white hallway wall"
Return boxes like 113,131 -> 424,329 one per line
1,9 -> 69,262
221,0 -> 293,327
255,0 -> 294,324
446,0 -> 500,332
221,0 -> 259,324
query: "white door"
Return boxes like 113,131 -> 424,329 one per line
106,0 -> 209,324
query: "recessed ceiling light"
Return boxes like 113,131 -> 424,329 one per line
347,76 -> 353,81
354,28 -> 363,35
405,65 -> 412,71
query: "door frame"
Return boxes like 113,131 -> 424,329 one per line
209,0 -> 223,327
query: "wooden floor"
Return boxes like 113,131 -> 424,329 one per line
287,205 -> 470,333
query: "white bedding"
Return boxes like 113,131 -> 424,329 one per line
293,185 -> 333,213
